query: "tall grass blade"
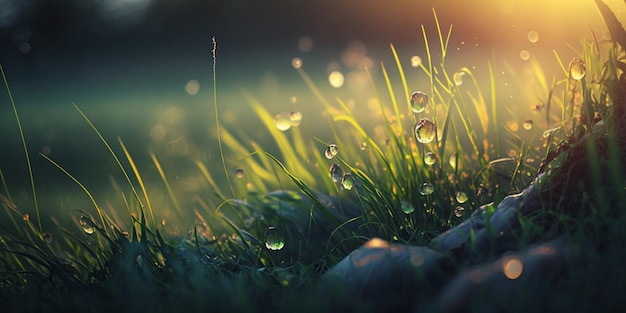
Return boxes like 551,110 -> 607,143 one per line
39,153 -> 109,236
118,138 -> 155,227
212,36 -> 236,199
1,64 -> 41,233
72,103 -> 145,217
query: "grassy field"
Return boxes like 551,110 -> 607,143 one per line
1,3 -> 625,312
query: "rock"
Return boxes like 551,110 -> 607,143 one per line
431,181 -> 542,263
436,237 -> 580,313
319,237 -> 454,311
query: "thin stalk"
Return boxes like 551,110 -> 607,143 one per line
212,36 -> 236,198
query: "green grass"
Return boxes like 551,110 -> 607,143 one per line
1,5 -> 626,312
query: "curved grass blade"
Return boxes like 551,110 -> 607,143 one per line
1,64 -> 41,233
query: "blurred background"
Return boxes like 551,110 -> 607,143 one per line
0,0 -> 623,232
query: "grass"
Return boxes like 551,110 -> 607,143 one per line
1,4 -> 626,312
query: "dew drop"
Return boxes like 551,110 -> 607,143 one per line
329,164 -> 344,183
274,113 -> 293,131
410,91 -> 429,113
235,168 -> 245,178
80,215 -> 96,235
400,200 -> 415,214
456,191 -> 468,204
569,58 -> 586,80
414,118 -> 437,144
424,152 -> 437,166
522,119 -> 533,130
449,153 -> 458,169
324,144 -> 339,159
289,111 -> 303,126
341,173 -> 355,191
454,206 -> 465,218
264,226 -> 285,250
453,70 -> 466,86
420,182 -> 434,195
22,213 -> 29,222
360,142 -> 367,150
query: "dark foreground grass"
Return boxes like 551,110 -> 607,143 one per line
2,2 -> 626,312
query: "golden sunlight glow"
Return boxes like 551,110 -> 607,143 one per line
364,237 -> 390,249
503,257 -> 523,280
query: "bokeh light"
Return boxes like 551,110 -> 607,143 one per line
519,50 -> 530,60
298,36 -> 313,52
503,257 -> 523,280
328,71 -> 345,88
185,80 -> 200,95
527,30 -> 539,43
291,57 -> 303,69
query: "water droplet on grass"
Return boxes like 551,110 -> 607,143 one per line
401,200 -> 415,214
324,144 -> 339,159
523,119 -> 533,130
414,118 -> 436,144
341,173 -> 355,190
410,91 -> 428,113
274,113 -> 293,131
569,58 -> 586,80
360,142 -> 367,150
420,182 -> 434,195
454,206 -> 465,217
449,153 -> 458,169
456,191 -> 468,204
22,213 -> 29,222
80,215 -> 96,235
235,168 -> 245,178
264,226 -> 285,250
289,111 -> 303,126
424,152 -> 437,166
329,164 -> 344,183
